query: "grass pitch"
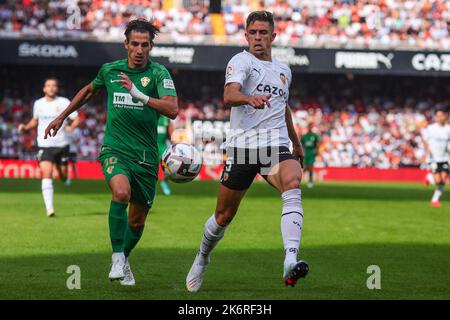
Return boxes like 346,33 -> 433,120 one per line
0,179 -> 449,300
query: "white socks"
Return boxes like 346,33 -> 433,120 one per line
41,178 -> 54,213
112,252 -> 125,262
199,214 -> 226,262
196,190 -> 303,271
281,189 -> 303,266
426,173 -> 435,185
432,185 -> 445,203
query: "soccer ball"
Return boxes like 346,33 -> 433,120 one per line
161,143 -> 202,183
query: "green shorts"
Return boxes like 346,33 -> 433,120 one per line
99,149 -> 158,208
304,152 -> 316,167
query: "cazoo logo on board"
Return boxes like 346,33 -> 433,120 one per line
411,53 -> 450,72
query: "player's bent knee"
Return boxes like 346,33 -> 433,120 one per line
112,190 -> 131,203
282,177 -> 300,192
129,221 -> 145,230
215,209 -> 235,226
41,169 -> 53,179
216,216 -> 232,226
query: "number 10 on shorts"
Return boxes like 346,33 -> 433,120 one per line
104,156 -> 118,174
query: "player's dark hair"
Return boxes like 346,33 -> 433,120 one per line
246,11 -> 274,31
435,107 -> 448,114
124,19 -> 160,43
43,77 -> 59,86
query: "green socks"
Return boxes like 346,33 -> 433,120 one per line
109,200 -> 145,257
124,226 -> 144,258
108,200 -> 128,252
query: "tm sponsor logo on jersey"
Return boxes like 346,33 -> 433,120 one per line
335,51 -> 394,69
256,83 -> 287,100
113,92 -> 144,110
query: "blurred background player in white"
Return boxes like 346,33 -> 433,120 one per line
18,77 -> 80,216
66,122 -> 81,185
186,11 -> 308,292
423,172 -> 436,187
421,109 -> 450,207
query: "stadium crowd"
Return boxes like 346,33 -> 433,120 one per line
0,0 -> 449,49
1,89 -> 447,168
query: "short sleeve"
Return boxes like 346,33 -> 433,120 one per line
68,110 -> 78,120
286,67 -> 292,88
54,97 -> 77,120
91,64 -> 106,89
225,53 -> 251,86
285,67 -> 292,101
32,101 -> 39,120
421,127 -> 429,141
156,66 -> 177,98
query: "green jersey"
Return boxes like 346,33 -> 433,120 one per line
157,116 -> 170,158
301,132 -> 320,153
92,59 -> 177,165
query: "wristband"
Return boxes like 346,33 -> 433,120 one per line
129,83 -> 150,105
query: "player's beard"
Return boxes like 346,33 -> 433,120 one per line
135,54 -> 146,65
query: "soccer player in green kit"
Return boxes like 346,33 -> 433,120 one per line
301,123 -> 320,188
157,116 -> 173,195
44,19 -> 178,286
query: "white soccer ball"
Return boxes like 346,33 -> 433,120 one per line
161,143 -> 202,183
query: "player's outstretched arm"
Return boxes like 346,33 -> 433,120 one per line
117,72 -> 178,119
285,104 -> 304,168
44,83 -> 99,138
18,118 -> 38,133
423,140 -> 432,161
224,82 -> 271,109
420,131 -> 432,160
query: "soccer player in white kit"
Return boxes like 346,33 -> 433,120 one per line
186,11 -> 308,292
18,78 -> 80,217
421,109 -> 450,207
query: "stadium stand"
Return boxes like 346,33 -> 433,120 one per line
1,66 -> 448,168
0,1 -> 449,169
0,0 -> 449,49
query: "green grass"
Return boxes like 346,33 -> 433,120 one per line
0,179 -> 449,300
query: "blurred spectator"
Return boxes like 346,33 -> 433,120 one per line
292,106 -> 431,168
1,88 -> 447,168
0,0 -> 449,49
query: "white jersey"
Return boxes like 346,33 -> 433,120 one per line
422,123 -> 450,163
224,50 -> 291,149
33,96 -> 78,148
67,127 -> 81,153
